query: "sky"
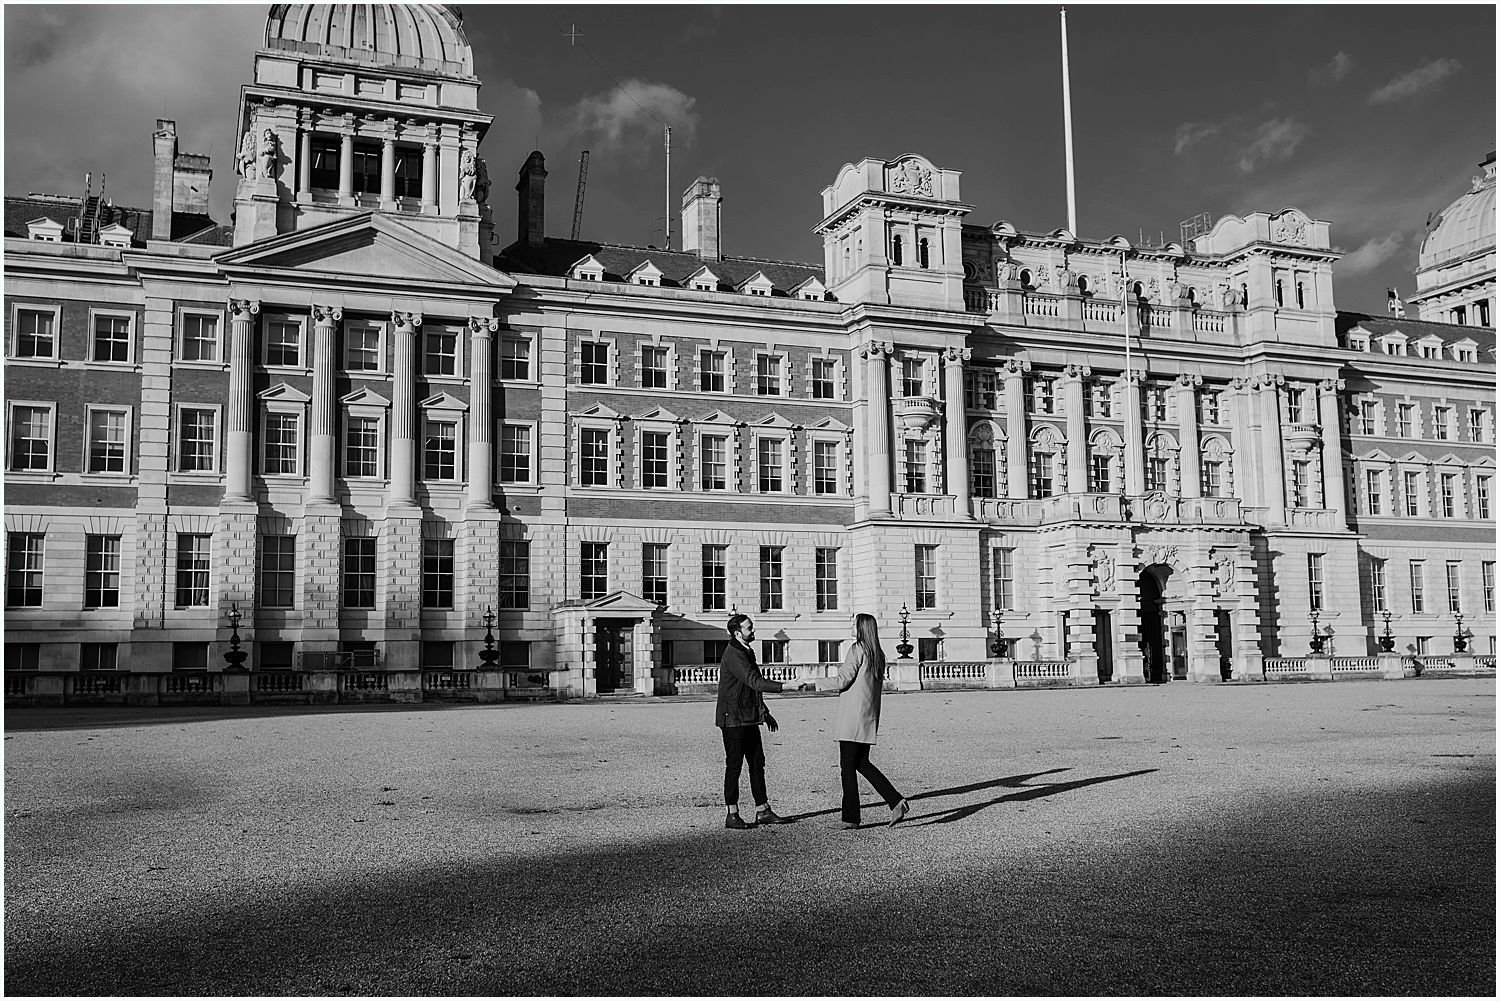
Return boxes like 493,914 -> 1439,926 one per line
4,4 -> 1495,314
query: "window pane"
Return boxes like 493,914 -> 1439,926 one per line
175,534 -> 211,607
499,425 -> 532,483
266,321 -> 300,366
10,406 -> 51,471
178,408 -> 216,471
84,535 -> 121,608
425,330 -> 458,376
499,540 -> 530,609
6,532 -> 45,607
260,536 -> 296,608
342,538 -> 377,608
88,410 -> 127,473
16,309 -> 55,358
422,538 -> 455,608
93,315 -> 131,362
424,420 -> 457,479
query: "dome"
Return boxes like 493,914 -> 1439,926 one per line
265,4 -> 473,77
1418,153 -> 1496,270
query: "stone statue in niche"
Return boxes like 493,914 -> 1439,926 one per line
1272,212 -> 1308,246
473,157 -> 491,204
1212,553 -> 1236,598
1091,548 -> 1116,596
236,130 -> 258,179
891,160 -> 933,197
459,149 -> 478,201
256,129 -> 277,181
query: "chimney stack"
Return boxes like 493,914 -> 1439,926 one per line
681,176 -> 722,260
516,151 -> 547,248
152,119 -> 177,240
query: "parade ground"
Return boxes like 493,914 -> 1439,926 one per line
4,678 -> 1495,997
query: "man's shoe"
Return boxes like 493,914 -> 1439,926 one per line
725,814 -> 752,830
755,807 -> 790,825
840,820 -> 861,830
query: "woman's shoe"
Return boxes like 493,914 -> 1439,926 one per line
888,799 -> 910,827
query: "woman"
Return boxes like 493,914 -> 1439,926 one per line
833,613 -> 909,829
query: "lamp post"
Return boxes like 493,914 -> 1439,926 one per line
896,602 -> 914,659
1308,607 -> 1326,654
478,605 -> 499,670
1378,609 -> 1395,652
223,603 -> 248,671
1453,611 -> 1469,653
989,603 -> 1009,658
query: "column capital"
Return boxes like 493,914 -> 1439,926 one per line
468,316 -> 501,335
392,310 -> 423,329
311,304 -> 343,325
1317,377 -> 1346,395
1252,372 -> 1286,391
229,299 -> 260,318
1116,369 -> 1144,387
1000,357 -> 1031,376
1173,372 -> 1203,391
943,345 -> 973,364
859,340 -> 893,360
1059,362 -> 1092,383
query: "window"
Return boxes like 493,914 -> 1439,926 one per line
86,408 -> 129,474
581,341 -> 609,385
1307,553 -> 1324,612
81,643 -> 118,672
1420,341 -> 1440,360
423,419 -> 458,480
260,536 -> 295,608
758,438 -> 784,493
342,538 -> 377,608
1030,451 -> 1054,498
1145,457 -> 1168,494
7,644 -> 40,672
756,355 -> 783,396
345,323 -> 382,372
1382,338 -> 1402,356
350,139 -> 381,194
760,546 -> 784,612
1456,346 -> 1476,363
892,234 -> 904,266
905,439 -> 928,493
175,534 -> 211,607
1090,384 -> 1114,419
1409,561 -> 1426,613
498,424 -> 532,484
177,407 -> 218,472
969,370 -> 999,410
995,549 -> 1015,611
703,639 -> 728,663
701,435 -> 728,491
1291,459 -> 1311,508
345,415 -> 381,478
1275,279 -> 1284,307
813,440 -> 840,495
1202,460 -> 1222,498
179,312 -> 220,362
1478,476 -> 1492,520
1145,386 -> 1167,421
641,431 -> 670,489
700,350 -> 727,393
424,328 -> 459,377
391,147 -> 423,198
815,548 -> 839,611
1469,409 -> 1486,443
8,404 -> 53,472
915,545 -> 938,610
1433,406 -> 1452,441
422,538 -> 455,608
1366,469 -> 1384,515
500,337 -> 531,380
1371,558 -> 1388,613
702,545 -> 727,611
1295,281 -> 1305,309
263,412 -> 301,475
259,641 -> 295,672
918,237 -> 931,270
90,314 -> 132,363
580,542 -> 607,600
1359,401 -> 1377,436
1452,305 -> 1467,325
6,533 -> 44,607
1415,636 -> 1431,655
818,640 -> 842,663
265,319 -> 302,367
1403,472 -> 1421,517
975,446 -> 999,498
421,641 -> 455,670
638,345 -> 670,389
13,307 -> 57,359
761,640 -> 789,665
1483,562 -> 1494,613
642,543 -> 669,605
498,540 -> 530,609
1440,473 -> 1456,518
1029,376 -> 1055,415
1397,403 -> 1414,438
580,428 -> 609,486
1199,391 -> 1219,425
811,358 -> 836,400
918,637 -> 942,662
1286,388 -> 1308,424
902,357 -> 926,398
310,138 -> 339,189
1445,562 -> 1463,613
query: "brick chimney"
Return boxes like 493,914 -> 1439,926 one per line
681,176 -> 722,260
516,151 -> 547,248
173,152 -> 212,218
152,119 -> 177,240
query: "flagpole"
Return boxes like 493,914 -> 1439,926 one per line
1121,248 -> 1131,496
1060,6 -> 1078,236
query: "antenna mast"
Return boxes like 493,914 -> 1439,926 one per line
1060,7 -> 1078,236
664,126 -> 672,249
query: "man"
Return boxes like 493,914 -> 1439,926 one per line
715,614 -> 802,829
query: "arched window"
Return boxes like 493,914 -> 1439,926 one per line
1296,282 -> 1305,309
1020,268 -> 1034,290
918,238 -> 930,269
842,245 -> 850,276
1186,287 -> 1196,306
892,235 -> 903,266
1275,280 -> 1284,307
1131,281 -> 1143,299
1240,283 -> 1248,307
1077,275 -> 1091,296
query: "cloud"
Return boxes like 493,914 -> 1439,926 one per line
1369,58 -> 1462,104
1338,232 -> 1406,276
1236,117 -> 1311,173
1174,121 -> 1222,155
563,79 -> 699,162
1309,51 -> 1355,86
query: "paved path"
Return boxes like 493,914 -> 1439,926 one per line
5,679 -> 1494,996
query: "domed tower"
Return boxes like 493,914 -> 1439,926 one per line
1410,151 -> 1495,327
233,3 -> 495,260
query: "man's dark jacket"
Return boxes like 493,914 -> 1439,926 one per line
715,640 -> 784,728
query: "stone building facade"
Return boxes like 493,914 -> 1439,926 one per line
4,4 -> 1495,697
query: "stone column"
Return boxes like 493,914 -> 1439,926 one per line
943,346 -> 973,518
391,311 -> 421,505
1228,378 -> 1259,507
1122,369 -> 1145,495
1318,378 -> 1348,525
1001,359 -> 1030,498
468,316 -> 498,510
338,129 -> 354,202
1060,364 -> 1089,493
308,305 -> 341,504
226,299 -> 259,502
298,127 -> 312,199
1175,373 -> 1202,498
380,132 -> 397,209
1256,374 -> 1287,519
861,341 -> 893,518
421,141 -> 438,210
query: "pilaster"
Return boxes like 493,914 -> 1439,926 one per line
943,346 -> 973,518
390,311 -> 421,507
1175,373 -> 1202,498
226,299 -> 258,502
468,316 -> 498,510
1001,359 -> 1030,498
1060,364 -> 1089,493
308,305 -> 341,504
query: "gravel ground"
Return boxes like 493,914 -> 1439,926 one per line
4,678 -> 1495,997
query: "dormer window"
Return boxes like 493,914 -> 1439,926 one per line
569,255 -> 605,282
26,217 -> 63,242
1418,338 -> 1442,359
98,224 -> 133,249
739,272 -> 774,298
1453,339 -> 1478,363
1347,333 -> 1369,352
792,277 -> 826,301
627,261 -> 663,287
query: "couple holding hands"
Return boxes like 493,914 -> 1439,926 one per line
714,612 -> 910,830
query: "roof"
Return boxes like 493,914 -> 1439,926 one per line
498,238 -> 827,298
264,4 -> 473,78
1418,153 -> 1496,270
3,195 -> 231,248
1337,311 -> 1497,359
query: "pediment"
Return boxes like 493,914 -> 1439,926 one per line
340,387 -> 391,407
570,254 -> 605,279
737,271 -> 774,293
1473,454 -> 1496,468
626,260 -> 663,283
420,391 -> 468,412
686,265 -> 721,289
754,412 -> 797,430
791,276 -> 827,299
1397,451 -> 1425,464
573,402 -> 622,420
693,409 -> 740,426
1362,448 -> 1394,462
217,213 -> 517,288
806,416 -> 850,433
583,590 -> 664,613
633,405 -> 681,423
258,382 -> 310,403
1434,452 -> 1465,466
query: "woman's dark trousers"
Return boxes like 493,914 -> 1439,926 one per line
840,740 -> 901,823
722,725 -> 767,807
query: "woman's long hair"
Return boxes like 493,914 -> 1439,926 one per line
854,613 -> 886,682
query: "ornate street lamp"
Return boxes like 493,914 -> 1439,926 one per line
896,602 -> 914,660
223,603 -> 248,671
478,605 -> 499,670
1308,607 -> 1326,654
1453,611 -> 1469,653
989,603 -> 1010,658
1378,609 -> 1396,652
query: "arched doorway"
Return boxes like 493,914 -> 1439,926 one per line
1137,567 -> 1169,684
